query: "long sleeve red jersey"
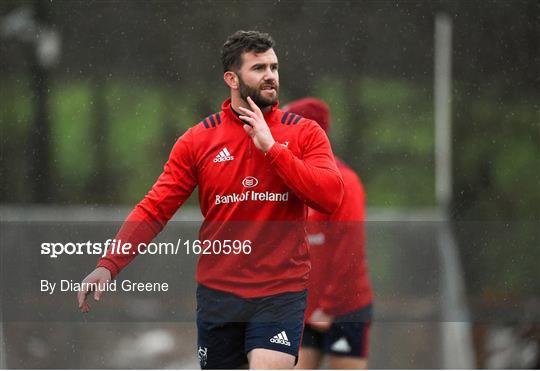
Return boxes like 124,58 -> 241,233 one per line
305,158 -> 373,318
97,99 -> 344,298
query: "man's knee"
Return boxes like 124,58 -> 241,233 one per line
248,348 -> 296,369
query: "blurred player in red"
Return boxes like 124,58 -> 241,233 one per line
284,98 -> 373,369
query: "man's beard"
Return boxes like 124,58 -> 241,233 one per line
238,76 -> 279,109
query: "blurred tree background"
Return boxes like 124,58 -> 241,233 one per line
1,0 -> 539,302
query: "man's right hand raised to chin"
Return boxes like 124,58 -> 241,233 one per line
77,267 -> 112,313
238,96 -> 276,153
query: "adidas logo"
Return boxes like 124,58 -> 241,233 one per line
213,147 -> 234,163
330,337 -> 351,353
270,331 -> 291,346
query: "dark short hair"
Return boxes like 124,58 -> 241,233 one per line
221,30 -> 275,72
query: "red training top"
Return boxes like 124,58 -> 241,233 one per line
97,99 -> 344,298
305,157 -> 373,318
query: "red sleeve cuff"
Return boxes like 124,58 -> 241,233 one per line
265,142 -> 284,162
96,258 -> 119,279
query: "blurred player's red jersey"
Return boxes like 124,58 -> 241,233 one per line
305,157 -> 373,318
98,99 -> 344,298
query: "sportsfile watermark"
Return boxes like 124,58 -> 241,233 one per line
40,238 -> 252,258
1,219 -> 537,323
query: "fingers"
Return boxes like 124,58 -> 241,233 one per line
77,288 -> 88,309
309,308 -> 333,323
238,97 -> 262,118
93,277 -> 110,301
310,321 -> 332,331
77,271 -> 100,312
78,273 -> 93,310
246,96 -> 262,114
80,301 -> 90,313
78,287 -> 91,313
94,284 -> 102,302
237,106 -> 256,119
238,109 -> 259,130
239,115 -> 255,125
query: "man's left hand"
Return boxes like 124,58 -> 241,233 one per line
308,308 -> 334,331
238,96 -> 276,153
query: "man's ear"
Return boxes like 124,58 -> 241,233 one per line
224,71 -> 239,90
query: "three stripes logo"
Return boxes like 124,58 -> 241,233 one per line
213,147 -> 234,163
202,113 -> 222,128
281,112 -> 302,125
270,331 -> 291,346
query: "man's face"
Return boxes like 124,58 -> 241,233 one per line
236,48 -> 279,109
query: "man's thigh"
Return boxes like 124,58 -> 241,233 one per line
197,320 -> 247,369
196,285 -> 251,369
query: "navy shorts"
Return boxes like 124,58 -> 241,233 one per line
196,285 -> 307,369
301,304 -> 372,358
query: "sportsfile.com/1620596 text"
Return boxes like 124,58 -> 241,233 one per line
40,239 -> 252,258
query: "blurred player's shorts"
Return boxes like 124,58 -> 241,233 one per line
302,304 -> 373,358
